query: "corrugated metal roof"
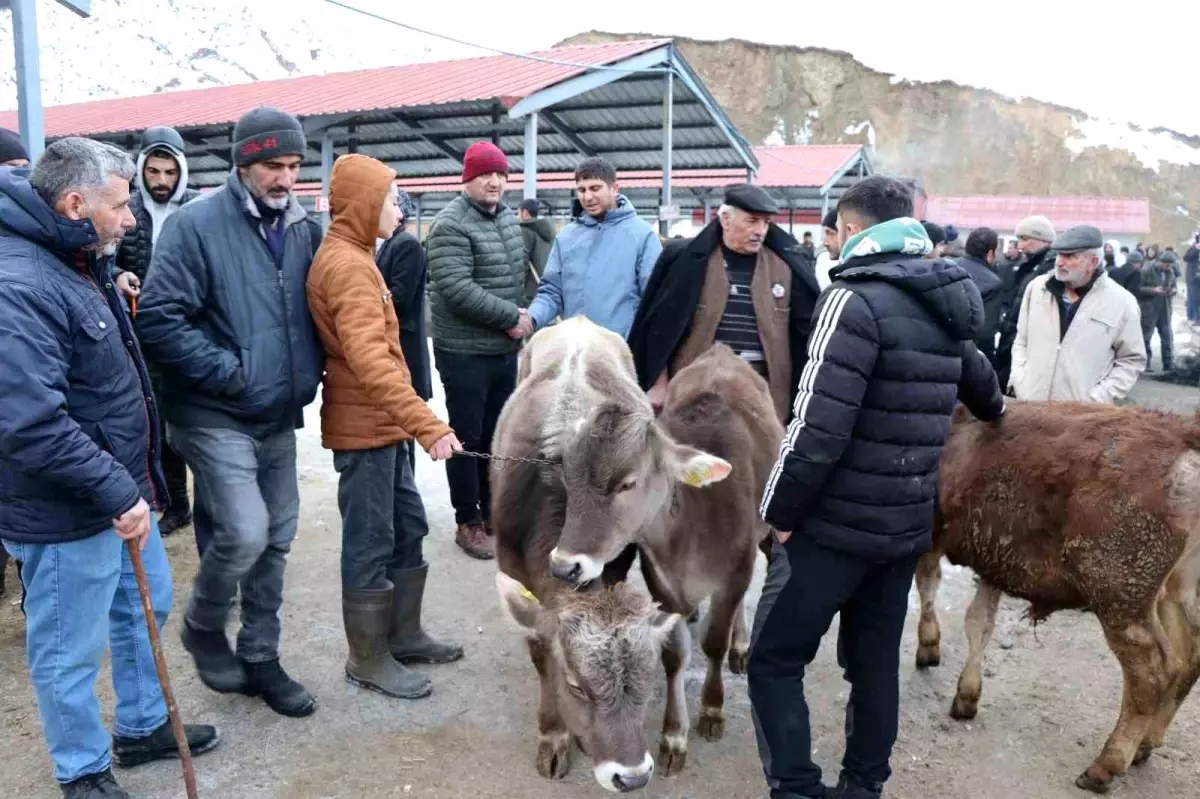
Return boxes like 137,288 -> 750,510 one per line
0,39 -> 669,137
751,145 -> 863,188
926,195 -> 1152,235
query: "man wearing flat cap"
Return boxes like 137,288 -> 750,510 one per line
627,183 -> 820,424
1010,225 -> 1145,402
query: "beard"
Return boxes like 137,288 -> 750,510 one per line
259,192 -> 289,211
148,186 -> 173,202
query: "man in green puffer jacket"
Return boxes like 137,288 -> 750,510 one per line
426,141 -> 528,560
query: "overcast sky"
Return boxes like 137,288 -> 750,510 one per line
333,0 -> 1200,136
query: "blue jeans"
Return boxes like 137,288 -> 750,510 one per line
333,443 -> 428,591
3,519 -> 172,784
167,425 -> 299,663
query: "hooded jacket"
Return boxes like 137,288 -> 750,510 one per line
520,215 -> 556,302
527,194 -> 662,337
0,169 -> 167,544
1010,271 -> 1144,403
306,155 -> 452,453
116,143 -> 202,282
760,218 -> 1004,561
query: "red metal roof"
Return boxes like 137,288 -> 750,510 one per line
925,195 -> 1152,235
291,145 -> 865,196
0,39 -> 669,137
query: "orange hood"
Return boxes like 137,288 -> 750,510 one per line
326,154 -> 396,250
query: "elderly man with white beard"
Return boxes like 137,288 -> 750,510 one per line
1009,225 -> 1145,402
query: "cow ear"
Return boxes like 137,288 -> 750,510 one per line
496,572 -> 543,632
662,439 -> 732,487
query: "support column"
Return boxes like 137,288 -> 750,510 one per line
789,207 -> 795,236
702,197 -> 711,227
821,193 -> 830,223
320,132 -> 334,229
524,112 -> 538,200
660,70 -> 674,237
12,0 -> 45,162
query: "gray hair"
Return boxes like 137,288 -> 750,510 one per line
718,204 -> 738,219
30,137 -> 135,206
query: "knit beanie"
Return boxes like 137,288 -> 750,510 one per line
1014,215 -> 1056,244
462,141 -> 509,183
232,107 -> 306,166
0,127 -> 29,164
821,208 -> 838,231
921,220 -> 946,246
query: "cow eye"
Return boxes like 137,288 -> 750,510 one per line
566,679 -> 587,698
616,477 -> 638,493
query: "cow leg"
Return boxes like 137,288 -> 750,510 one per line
1076,619 -> 1175,793
659,617 -> 692,777
728,597 -> 749,674
1131,598 -> 1194,766
950,580 -> 1002,720
696,564 -> 753,742
527,636 -> 571,780
914,552 -> 943,669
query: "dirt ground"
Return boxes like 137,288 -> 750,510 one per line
3,337 -> 1200,798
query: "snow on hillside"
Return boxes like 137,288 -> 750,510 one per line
0,0 -> 462,108
1065,116 -> 1200,173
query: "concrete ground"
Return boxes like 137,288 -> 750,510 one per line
3,334 -> 1200,799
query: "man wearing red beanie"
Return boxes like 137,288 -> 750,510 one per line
426,141 -> 529,559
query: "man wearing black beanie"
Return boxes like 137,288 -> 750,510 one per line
0,127 -> 30,167
136,106 -> 324,719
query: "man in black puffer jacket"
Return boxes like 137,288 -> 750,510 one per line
747,176 -> 1005,799
116,125 -> 203,536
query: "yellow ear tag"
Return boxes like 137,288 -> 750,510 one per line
683,465 -> 713,487
519,585 -> 540,604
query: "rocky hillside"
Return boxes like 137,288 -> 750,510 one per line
566,32 -> 1200,245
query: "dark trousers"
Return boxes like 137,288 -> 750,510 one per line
748,534 -> 919,798
150,370 -> 190,516
434,349 -> 517,525
333,443 -> 428,591
1142,300 -> 1174,369
1187,276 -> 1200,322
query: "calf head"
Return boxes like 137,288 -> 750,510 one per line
548,402 -> 731,585
497,573 -> 681,792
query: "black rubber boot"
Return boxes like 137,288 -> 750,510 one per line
831,774 -> 882,799
180,620 -> 247,694
158,506 -> 193,537
240,657 -> 317,718
112,719 -> 220,767
344,583 -> 432,699
388,563 -> 464,665
60,770 -> 129,798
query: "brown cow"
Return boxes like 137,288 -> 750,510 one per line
915,401 -> 1200,794
491,317 -> 781,792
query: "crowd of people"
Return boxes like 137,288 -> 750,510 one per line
0,105 -> 1195,799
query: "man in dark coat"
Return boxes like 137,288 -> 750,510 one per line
376,190 -> 432,471
994,215 -> 1056,393
115,125 -> 203,537
748,176 -> 1004,799
0,138 -> 219,798
626,183 -> 820,425
1108,248 -> 1145,298
957,226 -> 1004,362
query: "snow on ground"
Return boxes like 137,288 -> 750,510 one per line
843,119 -> 877,153
1065,116 -> 1200,172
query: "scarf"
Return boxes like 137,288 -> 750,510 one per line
840,216 -> 933,262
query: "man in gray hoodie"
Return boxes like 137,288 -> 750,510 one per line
116,126 -> 202,538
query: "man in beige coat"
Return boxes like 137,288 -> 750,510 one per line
1010,225 -> 1145,402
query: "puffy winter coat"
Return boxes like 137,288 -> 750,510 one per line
955,254 -> 1004,361
426,194 -> 527,356
116,184 -> 202,282
375,229 -> 432,401
0,169 -> 166,544
135,172 -> 324,432
760,253 -> 1005,561
306,154 -> 452,453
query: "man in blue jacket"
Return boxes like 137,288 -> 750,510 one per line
526,157 -> 661,337
748,176 -> 1004,799
0,138 -> 218,799
136,107 -> 324,719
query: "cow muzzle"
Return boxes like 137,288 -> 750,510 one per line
549,547 -> 604,585
594,753 -> 654,793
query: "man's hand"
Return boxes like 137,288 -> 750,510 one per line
507,309 -> 533,339
113,498 -> 152,551
647,371 -> 669,415
774,529 -> 792,545
115,271 -> 141,299
428,432 -> 463,462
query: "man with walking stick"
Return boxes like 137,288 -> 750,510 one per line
0,138 -> 219,799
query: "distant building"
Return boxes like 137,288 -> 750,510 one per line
924,196 -> 1151,251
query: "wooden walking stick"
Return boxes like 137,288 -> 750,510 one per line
126,538 -> 199,799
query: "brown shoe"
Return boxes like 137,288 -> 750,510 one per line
455,523 -> 494,560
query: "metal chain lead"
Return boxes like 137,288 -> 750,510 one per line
450,449 -> 561,469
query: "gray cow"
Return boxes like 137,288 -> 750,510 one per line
492,317 -> 781,792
